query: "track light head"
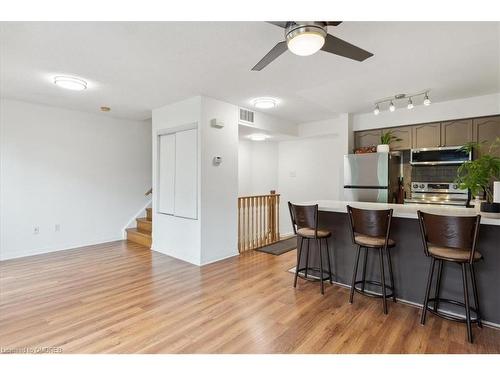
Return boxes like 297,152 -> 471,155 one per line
407,98 -> 414,110
423,93 -> 431,106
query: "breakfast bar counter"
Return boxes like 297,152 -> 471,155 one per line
294,200 -> 500,325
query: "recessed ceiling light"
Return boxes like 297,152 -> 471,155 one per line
54,76 -> 87,91
100,106 -> 111,112
248,133 -> 270,141
251,97 -> 278,109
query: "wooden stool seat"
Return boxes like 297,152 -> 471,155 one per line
297,227 -> 331,239
428,244 -> 482,262
354,234 -> 395,248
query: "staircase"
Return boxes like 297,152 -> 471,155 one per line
126,207 -> 152,248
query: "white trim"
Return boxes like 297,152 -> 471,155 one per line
0,237 -> 123,261
122,199 -> 152,235
200,252 -> 239,266
288,267 -> 500,330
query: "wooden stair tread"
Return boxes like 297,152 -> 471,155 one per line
136,217 -> 151,223
126,228 -> 151,237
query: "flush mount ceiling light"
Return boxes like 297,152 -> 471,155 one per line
54,76 -> 87,91
251,97 -> 278,109
373,91 -> 431,115
248,133 -> 270,141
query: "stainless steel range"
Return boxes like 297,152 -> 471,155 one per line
404,182 -> 468,206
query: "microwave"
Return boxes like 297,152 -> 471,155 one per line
410,146 -> 472,165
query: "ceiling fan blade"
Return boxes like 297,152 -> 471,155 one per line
321,33 -> 373,61
251,41 -> 288,71
323,21 -> 343,26
266,21 -> 289,28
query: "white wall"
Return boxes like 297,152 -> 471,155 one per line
0,99 -> 152,260
238,140 -> 279,196
200,97 -> 239,264
352,93 -> 500,131
152,96 -> 202,265
152,96 -> 239,266
278,117 -> 350,234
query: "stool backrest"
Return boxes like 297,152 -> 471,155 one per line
417,211 -> 481,263
347,205 -> 393,242
288,202 -> 318,235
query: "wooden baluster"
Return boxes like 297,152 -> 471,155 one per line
276,194 -> 280,241
238,198 -> 241,253
246,198 -> 250,251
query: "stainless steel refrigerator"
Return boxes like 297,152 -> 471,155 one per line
343,153 -> 401,203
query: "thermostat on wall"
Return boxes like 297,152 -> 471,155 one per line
210,118 -> 224,128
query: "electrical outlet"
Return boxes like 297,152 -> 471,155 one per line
34,226 -> 40,235
55,224 -> 61,232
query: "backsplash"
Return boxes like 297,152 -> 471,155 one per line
411,165 -> 459,182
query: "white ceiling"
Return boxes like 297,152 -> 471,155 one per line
1,22 -> 499,122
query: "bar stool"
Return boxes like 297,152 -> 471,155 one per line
417,211 -> 482,343
288,202 -> 333,295
347,205 -> 396,314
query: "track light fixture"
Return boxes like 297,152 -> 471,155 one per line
373,91 -> 431,115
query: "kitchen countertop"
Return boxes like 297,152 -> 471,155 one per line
298,200 -> 500,226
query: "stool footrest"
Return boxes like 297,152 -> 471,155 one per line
353,280 -> 394,299
426,297 -> 480,325
296,267 -> 331,282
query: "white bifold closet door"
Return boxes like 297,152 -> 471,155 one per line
158,128 -> 197,219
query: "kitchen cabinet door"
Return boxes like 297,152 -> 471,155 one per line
441,119 -> 473,146
473,116 -> 500,158
355,130 -> 381,149
387,126 -> 412,150
412,122 -> 441,148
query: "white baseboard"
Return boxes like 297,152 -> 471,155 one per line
0,237 -> 124,261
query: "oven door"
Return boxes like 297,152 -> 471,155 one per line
410,147 -> 471,165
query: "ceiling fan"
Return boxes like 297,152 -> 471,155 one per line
252,21 -> 374,71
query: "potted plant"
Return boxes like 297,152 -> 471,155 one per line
455,137 -> 500,213
377,130 -> 402,153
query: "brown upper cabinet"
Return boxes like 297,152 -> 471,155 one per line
441,119 -> 473,146
412,123 -> 441,148
387,126 -> 412,150
473,116 -> 500,158
354,115 -> 499,152
355,130 -> 381,148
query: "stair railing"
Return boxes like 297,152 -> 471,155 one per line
238,191 -> 280,253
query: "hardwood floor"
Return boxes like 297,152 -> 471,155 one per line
1,240 -> 499,354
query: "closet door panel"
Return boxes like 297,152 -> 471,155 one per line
174,128 -> 198,219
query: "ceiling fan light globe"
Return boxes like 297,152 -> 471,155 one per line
287,33 -> 325,56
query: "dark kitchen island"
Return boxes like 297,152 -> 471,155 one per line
294,201 -> 500,326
